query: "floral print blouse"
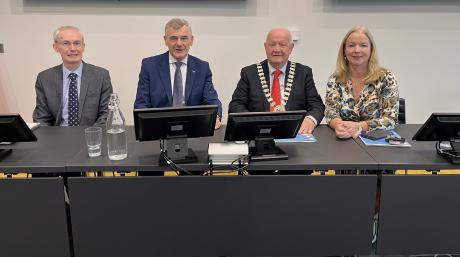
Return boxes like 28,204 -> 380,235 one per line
325,70 -> 399,130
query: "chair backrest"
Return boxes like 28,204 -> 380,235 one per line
398,98 -> 406,124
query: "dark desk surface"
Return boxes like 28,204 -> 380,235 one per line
269,125 -> 377,170
66,126 -> 215,172
3,124 -> 459,172
354,124 -> 460,170
0,126 -> 85,173
66,125 -> 378,172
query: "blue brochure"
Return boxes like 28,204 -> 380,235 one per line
275,134 -> 317,143
359,130 -> 411,147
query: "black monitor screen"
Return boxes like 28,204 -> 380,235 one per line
225,110 -> 306,141
0,114 -> 37,142
133,105 -> 218,141
413,113 -> 460,141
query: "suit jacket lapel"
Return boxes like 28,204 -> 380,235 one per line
185,56 -> 196,104
54,65 -> 64,125
79,62 -> 89,121
159,53 -> 172,104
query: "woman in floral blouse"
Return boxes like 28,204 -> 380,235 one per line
325,26 -> 399,139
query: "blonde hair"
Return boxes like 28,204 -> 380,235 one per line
53,26 -> 84,43
334,26 -> 385,84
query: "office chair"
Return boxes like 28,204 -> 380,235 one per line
398,97 -> 406,124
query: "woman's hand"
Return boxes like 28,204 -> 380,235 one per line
334,121 -> 362,139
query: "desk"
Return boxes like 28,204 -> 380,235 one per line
353,125 -> 460,253
2,125 -> 460,256
261,125 -> 377,170
355,124 -> 460,170
377,175 -> 460,255
0,127 -> 83,257
68,175 -> 377,257
66,126 -> 212,173
0,126 -> 85,173
0,178 -> 71,257
3,124 -> 457,173
66,125 -> 378,172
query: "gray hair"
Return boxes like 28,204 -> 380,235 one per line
266,27 -> 293,43
164,18 -> 192,35
53,26 -> 84,42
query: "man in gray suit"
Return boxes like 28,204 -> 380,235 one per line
33,26 -> 113,126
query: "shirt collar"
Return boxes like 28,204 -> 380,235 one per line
169,53 -> 188,65
267,62 -> 288,76
63,62 -> 83,79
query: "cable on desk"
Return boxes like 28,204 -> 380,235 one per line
205,155 -> 249,175
436,141 -> 460,157
159,139 -> 192,176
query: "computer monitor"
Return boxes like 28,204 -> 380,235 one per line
0,114 -> 38,160
413,113 -> 460,164
225,110 -> 306,161
133,105 -> 218,165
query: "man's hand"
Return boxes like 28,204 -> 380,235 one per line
215,118 -> 222,130
299,117 -> 315,134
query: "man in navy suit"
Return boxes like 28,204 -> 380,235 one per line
134,18 -> 223,129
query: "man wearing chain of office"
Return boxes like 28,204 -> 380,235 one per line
229,27 -> 325,134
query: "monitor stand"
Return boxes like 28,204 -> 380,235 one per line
250,136 -> 288,162
437,138 -> 460,164
159,138 -> 198,165
0,149 -> 13,161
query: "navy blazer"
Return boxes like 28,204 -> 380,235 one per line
228,60 -> 325,124
134,52 -> 222,117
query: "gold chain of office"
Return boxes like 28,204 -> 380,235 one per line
257,62 -> 296,112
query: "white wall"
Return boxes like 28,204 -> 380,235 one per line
1,0 -> 460,124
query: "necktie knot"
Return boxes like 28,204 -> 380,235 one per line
69,73 -> 77,81
175,61 -> 183,69
273,69 -> 282,78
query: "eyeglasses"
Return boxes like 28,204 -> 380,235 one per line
58,41 -> 83,48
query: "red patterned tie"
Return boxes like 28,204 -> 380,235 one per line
270,69 -> 282,112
